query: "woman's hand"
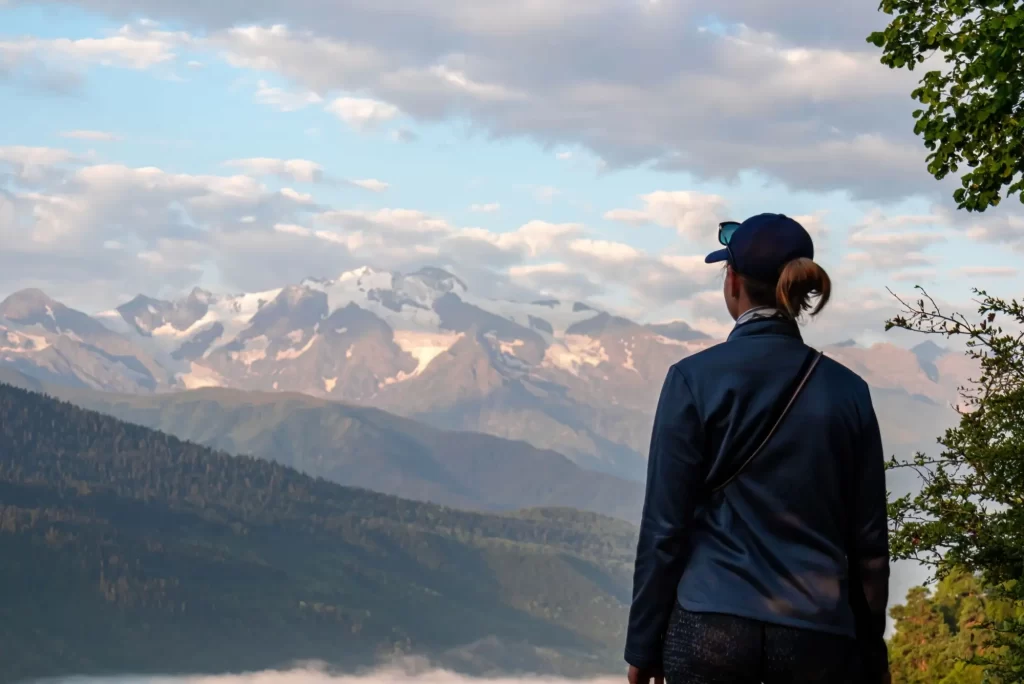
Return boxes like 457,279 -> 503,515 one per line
627,665 -> 664,684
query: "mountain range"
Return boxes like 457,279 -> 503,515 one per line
0,267 -> 973,483
0,366 -> 644,521
0,382 -> 635,681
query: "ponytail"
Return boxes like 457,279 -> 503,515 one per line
738,257 -> 831,320
775,258 -> 831,319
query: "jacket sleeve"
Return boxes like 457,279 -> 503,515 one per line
848,390 -> 891,679
624,366 -> 706,670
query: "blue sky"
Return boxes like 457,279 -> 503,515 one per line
1,0 -> 1022,345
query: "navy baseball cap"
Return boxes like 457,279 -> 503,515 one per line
705,213 -> 814,282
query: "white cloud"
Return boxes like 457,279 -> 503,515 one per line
1,2 -> 942,201
890,268 -> 938,283
457,220 -> 582,258
212,24 -> 383,93
508,262 -> 601,300
963,212 -> 1024,249
568,238 -> 640,262
469,203 -> 501,213
427,64 -> 526,102
0,156 -> 321,303
955,265 -> 1018,278
39,664 -> 623,684
254,79 -> 323,111
224,158 -> 325,184
59,130 -> 121,141
349,178 -> 389,193
605,191 -> 729,240
839,209 -> 949,273
0,146 -> 79,183
0,23 -> 184,71
326,96 -> 400,130
280,187 -> 314,203
274,222 -> 312,237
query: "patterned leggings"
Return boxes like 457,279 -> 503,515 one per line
662,603 -> 862,684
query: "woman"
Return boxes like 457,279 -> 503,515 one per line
624,214 -> 890,684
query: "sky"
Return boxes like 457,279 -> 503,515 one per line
2,0 -> 1023,347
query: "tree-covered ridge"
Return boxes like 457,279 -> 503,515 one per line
0,382 -> 635,682
0,366 -> 644,521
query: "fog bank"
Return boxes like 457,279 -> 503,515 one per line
25,662 -> 623,684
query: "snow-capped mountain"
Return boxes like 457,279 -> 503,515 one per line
2,266 -> 970,480
0,288 -> 168,392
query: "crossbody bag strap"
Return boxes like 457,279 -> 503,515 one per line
710,349 -> 824,494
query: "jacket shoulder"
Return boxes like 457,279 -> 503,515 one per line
672,342 -> 872,396
818,353 -> 872,395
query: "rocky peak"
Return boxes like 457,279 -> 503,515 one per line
0,288 -> 58,322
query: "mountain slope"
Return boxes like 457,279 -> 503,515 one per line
0,367 -> 644,521
1,288 -> 169,392
2,267 -> 974,482
0,382 -> 636,682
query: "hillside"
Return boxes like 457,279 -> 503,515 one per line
0,382 -> 636,682
0,368 -> 644,521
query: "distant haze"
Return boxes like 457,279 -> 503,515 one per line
24,663 -> 623,684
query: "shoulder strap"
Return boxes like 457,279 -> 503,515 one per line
710,349 -> 824,494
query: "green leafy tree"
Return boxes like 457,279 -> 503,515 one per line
889,584 -> 960,682
887,571 -> 993,684
867,1 -> 1024,211
886,288 -> 1024,681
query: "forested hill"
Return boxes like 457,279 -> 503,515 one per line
0,366 -> 645,521
0,382 -> 636,682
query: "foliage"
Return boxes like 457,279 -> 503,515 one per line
0,383 -> 636,682
886,571 -> 1017,683
885,288 -> 1024,680
867,0 -> 1024,211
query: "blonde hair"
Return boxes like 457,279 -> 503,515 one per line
741,257 -> 831,319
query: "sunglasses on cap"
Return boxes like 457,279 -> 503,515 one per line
718,221 -> 741,265
718,221 -> 742,246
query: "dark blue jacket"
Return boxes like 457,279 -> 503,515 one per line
625,316 -> 889,675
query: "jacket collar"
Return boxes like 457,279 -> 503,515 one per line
727,314 -> 803,342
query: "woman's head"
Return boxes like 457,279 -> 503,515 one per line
706,213 -> 831,322
723,258 -> 831,321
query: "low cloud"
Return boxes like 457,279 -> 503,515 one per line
605,191 -> 729,240
27,666 -> 621,684
348,179 -> 389,193
59,130 -> 122,141
224,158 -> 327,184
327,97 -> 401,131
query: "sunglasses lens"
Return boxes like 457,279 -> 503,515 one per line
719,222 -> 741,246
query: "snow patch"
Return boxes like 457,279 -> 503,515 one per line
229,335 -> 269,367
324,376 -> 338,393
623,346 -> 639,374
498,338 -> 524,357
542,335 -> 608,376
0,330 -> 52,353
276,334 -> 317,361
382,331 -> 462,385
151,311 -> 218,338
393,331 -> 462,374
178,362 -> 225,389
345,345 -> 354,359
